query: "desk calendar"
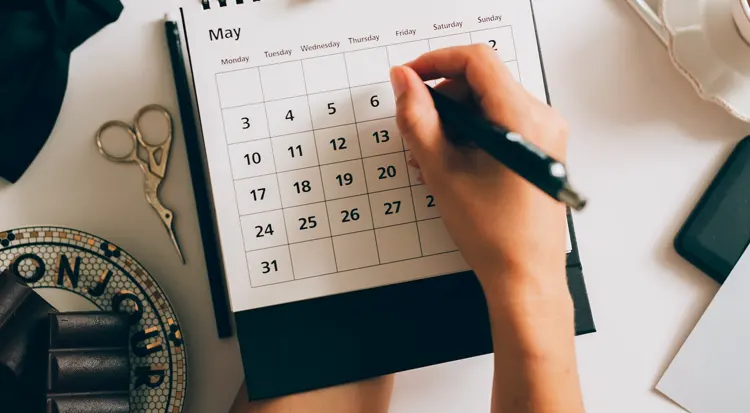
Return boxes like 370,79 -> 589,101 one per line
181,0 -> 571,311
180,0 -> 594,400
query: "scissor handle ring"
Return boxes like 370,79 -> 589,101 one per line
134,104 -> 173,148
95,120 -> 140,163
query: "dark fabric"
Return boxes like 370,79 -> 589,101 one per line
0,0 -> 123,183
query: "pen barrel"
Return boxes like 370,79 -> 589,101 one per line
428,87 -> 569,199
474,127 -> 568,198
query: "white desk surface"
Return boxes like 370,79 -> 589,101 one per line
2,0 -> 749,412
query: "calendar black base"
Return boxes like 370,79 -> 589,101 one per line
235,261 -> 595,401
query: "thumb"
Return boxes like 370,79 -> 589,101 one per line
390,66 -> 444,159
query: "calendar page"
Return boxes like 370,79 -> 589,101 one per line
181,0 -> 554,311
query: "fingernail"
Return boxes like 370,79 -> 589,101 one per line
390,66 -> 408,99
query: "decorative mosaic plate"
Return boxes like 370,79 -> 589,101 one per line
0,226 -> 187,413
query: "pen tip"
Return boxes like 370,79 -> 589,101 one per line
558,185 -> 587,211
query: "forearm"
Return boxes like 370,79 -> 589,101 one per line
229,376 -> 394,413
483,274 -> 584,413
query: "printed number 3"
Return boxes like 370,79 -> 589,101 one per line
261,260 -> 278,274
241,117 -> 250,129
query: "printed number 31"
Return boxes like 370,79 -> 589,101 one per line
261,260 -> 278,274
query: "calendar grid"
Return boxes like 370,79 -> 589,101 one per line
218,26 -> 519,287
222,115 -> 401,145
236,176 -> 411,201
301,60 -> 341,276
245,249 -> 459,289
262,69 -> 296,285
341,54 -> 383,265
219,67 -> 522,111
384,37 -> 424,258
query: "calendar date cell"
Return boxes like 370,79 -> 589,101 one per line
363,152 -> 410,192
345,47 -> 390,87
259,60 -> 307,100
308,89 -> 356,129
369,187 -> 416,228
235,174 -> 282,216
314,124 -> 362,165
320,159 -> 367,200
271,131 -> 320,172
289,238 -> 338,279
283,202 -> 332,243
229,139 -> 276,179
418,218 -> 458,256
332,231 -> 380,271
302,54 -> 350,94
375,223 -> 421,264
350,82 -> 396,122
247,245 -> 294,287
429,33 -> 471,50
216,68 -> 264,108
326,195 -> 374,235
265,96 -> 313,136
411,184 -> 439,221
222,103 -> 270,144
470,27 -> 516,61
357,117 -> 403,157
277,167 -> 325,207
387,40 -> 430,67
241,209 -> 288,251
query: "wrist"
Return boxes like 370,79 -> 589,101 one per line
484,284 -> 576,358
478,266 -> 574,329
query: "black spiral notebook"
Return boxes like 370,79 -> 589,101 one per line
179,0 -> 595,400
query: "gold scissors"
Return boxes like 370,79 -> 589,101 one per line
95,104 -> 185,264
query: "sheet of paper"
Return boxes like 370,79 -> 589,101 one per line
181,0 -> 549,311
657,246 -> 750,412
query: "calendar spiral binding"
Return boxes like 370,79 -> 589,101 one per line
201,0 -> 247,10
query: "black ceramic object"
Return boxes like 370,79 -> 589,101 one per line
0,269 -> 57,412
46,312 -> 131,413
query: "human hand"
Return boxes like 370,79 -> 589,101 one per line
390,45 -> 570,303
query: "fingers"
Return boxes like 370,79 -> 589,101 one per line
406,45 -> 519,103
433,79 -> 472,103
390,66 -> 445,160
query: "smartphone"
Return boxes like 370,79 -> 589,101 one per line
675,136 -> 750,284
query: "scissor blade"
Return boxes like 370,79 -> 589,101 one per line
165,222 -> 186,264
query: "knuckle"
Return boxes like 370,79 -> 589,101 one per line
469,43 -> 497,61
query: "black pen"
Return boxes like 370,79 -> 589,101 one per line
426,85 -> 587,211
165,16 -> 234,338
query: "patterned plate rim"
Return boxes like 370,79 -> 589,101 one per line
0,225 -> 189,413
